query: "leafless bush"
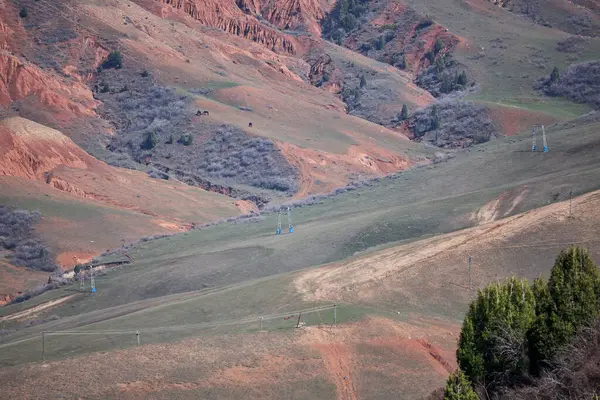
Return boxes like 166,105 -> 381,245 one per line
535,61 -> 600,108
0,206 -> 57,272
10,276 -> 72,304
556,36 -> 587,53
499,320 -> 600,400
409,100 -> 498,148
196,125 -> 298,192
96,74 -> 298,193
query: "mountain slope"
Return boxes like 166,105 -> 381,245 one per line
0,117 -> 243,270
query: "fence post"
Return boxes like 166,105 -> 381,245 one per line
259,317 -> 263,332
136,330 -> 140,346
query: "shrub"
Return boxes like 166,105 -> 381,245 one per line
97,78 -> 298,193
457,277 -> 536,390
384,30 -> 395,43
194,126 -> 298,192
415,16 -> 434,31
410,100 -> 497,148
0,206 -> 57,272
321,0 -> 370,39
399,104 -> 409,121
140,131 -> 157,150
19,7 -> 27,18
528,247 -> 600,375
434,38 -> 444,55
359,42 -> 372,52
457,71 -> 468,86
500,319 -> 600,400
425,50 -> 435,64
101,51 -> 123,70
11,276 -> 72,304
550,66 -> 560,83
359,75 -> 367,88
177,133 -> 193,146
397,53 -> 406,69
535,60 -> 600,108
556,36 -> 586,53
443,370 -> 479,400
100,82 -> 110,93
141,69 -> 149,77
375,35 -> 385,50
454,247 -> 600,397
416,56 -> 470,97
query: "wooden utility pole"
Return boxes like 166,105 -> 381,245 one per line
469,256 -> 472,291
569,190 -> 573,217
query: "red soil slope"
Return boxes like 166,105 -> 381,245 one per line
0,117 -> 242,266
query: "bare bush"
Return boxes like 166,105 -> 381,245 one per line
556,36 -> 587,53
499,320 -> 600,400
194,125 -> 298,192
535,61 -> 600,108
96,72 -> 298,193
0,206 -> 57,272
409,100 -> 498,148
416,56 -> 470,97
11,276 -> 72,304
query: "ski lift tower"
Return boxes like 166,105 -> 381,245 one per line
90,268 -> 96,293
276,210 -> 282,235
532,125 -> 548,152
542,125 -> 548,152
287,206 -> 294,233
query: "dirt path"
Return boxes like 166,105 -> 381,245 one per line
315,342 -> 358,400
0,295 -> 75,321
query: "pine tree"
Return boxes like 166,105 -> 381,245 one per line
140,131 -> 157,150
457,71 -> 468,86
550,67 -> 560,83
101,51 -> 123,70
400,104 -> 408,121
434,38 -> 444,55
431,105 -> 440,130
360,75 -> 367,88
457,277 -> 536,389
443,370 -> 479,400
528,247 -> 600,374
441,73 -> 453,93
397,54 -> 406,69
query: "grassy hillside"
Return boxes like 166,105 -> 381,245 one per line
2,111 -> 600,346
2,113 -> 600,397
399,0 -> 600,113
3,0 -> 600,398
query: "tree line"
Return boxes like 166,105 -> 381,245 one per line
442,247 -> 600,399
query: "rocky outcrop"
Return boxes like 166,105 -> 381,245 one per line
45,174 -> 91,198
156,0 -> 297,53
307,52 -> 341,92
0,117 -> 97,180
0,53 -> 97,114
261,0 -> 328,35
